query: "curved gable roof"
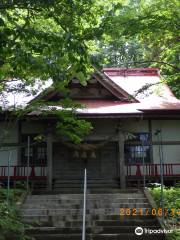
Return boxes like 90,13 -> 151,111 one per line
27,68 -> 180,117
30,68 -> 139,104
2,67 -> 179,116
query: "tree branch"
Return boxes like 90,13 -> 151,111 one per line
0,2 -> 43,11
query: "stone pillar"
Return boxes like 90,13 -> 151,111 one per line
118,129 -> 126,189
47,133 -> 53,191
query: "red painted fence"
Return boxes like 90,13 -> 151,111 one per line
0,164 -> 179,180
126,163 -> 180,177
0,165 -> 46,180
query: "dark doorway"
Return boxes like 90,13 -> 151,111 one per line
53,142 -> 118,180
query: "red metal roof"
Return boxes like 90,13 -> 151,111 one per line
28,68 -> 180,117
74,68 -> 180,114
78,100 -> 125,108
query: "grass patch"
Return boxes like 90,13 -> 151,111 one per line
149,186 -> 180,239
0,189 -> 25,203
0,187 -> 31,240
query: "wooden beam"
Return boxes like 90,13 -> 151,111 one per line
46,133 -> 53,191
125,140 -> 180,146
118,129 -> 126,189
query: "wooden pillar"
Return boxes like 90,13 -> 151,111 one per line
47,133 -> 53,191
118,129 -> 126,189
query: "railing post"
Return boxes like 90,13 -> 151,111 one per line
117,127 -> 126,189
155,129 -> 164,223
27,136 -> 30,191
82,168 -> 87,240
7,151 -> 12,204
47,133 -> 53,191
142,140 -> 146,189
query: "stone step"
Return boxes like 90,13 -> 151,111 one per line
22,207 -> 155,216
52,182 -> 118,186
22,203 -> 150,210
23,214 -> 158,224
26,227 -> 83,235
26,197 -> 146,203
63,218 -> 159,228
53,176 -> 118,180
53,180 -> 118,185
25,233 -> 165,240
91,234 -> 165,240
25,199 -> 147,206
54,179 -> 118,183
24,201 -> 148,208
27,193 -> 145,200
98,226 -> 161,234
23,219 -> 159,229
35,189 -> 132,194
53,184 -> 119,189
26,225 -> 162,235
94,218 -> 159,227
49,189 -> 127,194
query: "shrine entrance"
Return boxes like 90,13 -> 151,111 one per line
52,142 -> 118,180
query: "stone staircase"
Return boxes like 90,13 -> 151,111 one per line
32,178 -> 120,194
53,178 -> 120,193
21,189 -> 166,239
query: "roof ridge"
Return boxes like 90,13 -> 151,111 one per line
103,68 -> 159,76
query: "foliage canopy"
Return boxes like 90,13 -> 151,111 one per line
97,0 -> 180,96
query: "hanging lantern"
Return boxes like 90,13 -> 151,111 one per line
73,150 -> 79,158
90,150 -> 96,159
81,151 -> 87,158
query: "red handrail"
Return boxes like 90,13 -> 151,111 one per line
0,164 -> 179,179
0,165 -> 46,180
126,163 -> 180,177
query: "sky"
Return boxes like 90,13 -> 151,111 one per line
0,79 -> 52,109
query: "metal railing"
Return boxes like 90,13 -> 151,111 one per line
82,168 -> 87,240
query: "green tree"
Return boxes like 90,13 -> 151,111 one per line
0,0 -> 101,85
0,0 -> 113,142
97,0 -> 180,96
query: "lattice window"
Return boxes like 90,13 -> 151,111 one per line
21,135 -> 47,166
125,133 -> 150,164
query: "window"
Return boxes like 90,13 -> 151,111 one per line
125,133 -> 150,164
21,135 -> 47,166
